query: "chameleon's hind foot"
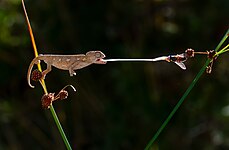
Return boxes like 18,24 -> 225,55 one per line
41,71 -> 48,80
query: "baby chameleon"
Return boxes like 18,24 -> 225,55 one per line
27,51 -> 106,88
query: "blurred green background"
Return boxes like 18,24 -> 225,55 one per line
0,0 -> 229,149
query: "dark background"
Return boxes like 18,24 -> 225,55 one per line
0,0 -> 229,149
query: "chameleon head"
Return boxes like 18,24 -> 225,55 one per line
86,51 -> 107,64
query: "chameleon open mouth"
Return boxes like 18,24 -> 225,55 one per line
96,58 -> 107,64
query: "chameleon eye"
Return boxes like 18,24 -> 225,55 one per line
95,52 -> 101,58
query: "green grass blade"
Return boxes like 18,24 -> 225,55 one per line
144,60 -> 208,150
22,0 -> 72,147
50,105 -> 72,150
215,29 -> 229,52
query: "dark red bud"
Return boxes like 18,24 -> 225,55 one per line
41,93 -> 55,109
31,69 -> 42,81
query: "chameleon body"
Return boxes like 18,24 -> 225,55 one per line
27,51 -> 106,88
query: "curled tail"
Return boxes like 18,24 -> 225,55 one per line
27,56 -> 42,88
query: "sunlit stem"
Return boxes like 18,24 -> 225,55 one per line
21,0 -> 39,58
39,80 -> 48,93
215,44 -> 229,56
22,0 -> 72,149
22,0 -> 47,90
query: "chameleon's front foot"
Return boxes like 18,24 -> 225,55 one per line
69,69 -> 76,76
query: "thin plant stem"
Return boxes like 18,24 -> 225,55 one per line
145,28 -> 229,150
216,48 -> 229,56
50,105 -> 72,150
216,44 -> 229,56
22,0 -> 72,149
215,32 -> 229,53
144,60 -> 209,150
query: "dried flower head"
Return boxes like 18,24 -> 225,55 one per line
31,69 -> 42,81
40,85 -> 76,109
205,50 -> 217,74
58,90 -> 68,100
41,93 -> 55,109
207,50 -> 216,59
185,48 -> 195,58
206,62 -> 213,74
54,85 -> 76,101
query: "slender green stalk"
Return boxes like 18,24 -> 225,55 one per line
50,105 -> 72,150
215,32 -> 229,53
145,28 -> 229,150
144,60 -> 209,150
22,0 -> 72,149
216,44 -> 229,55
